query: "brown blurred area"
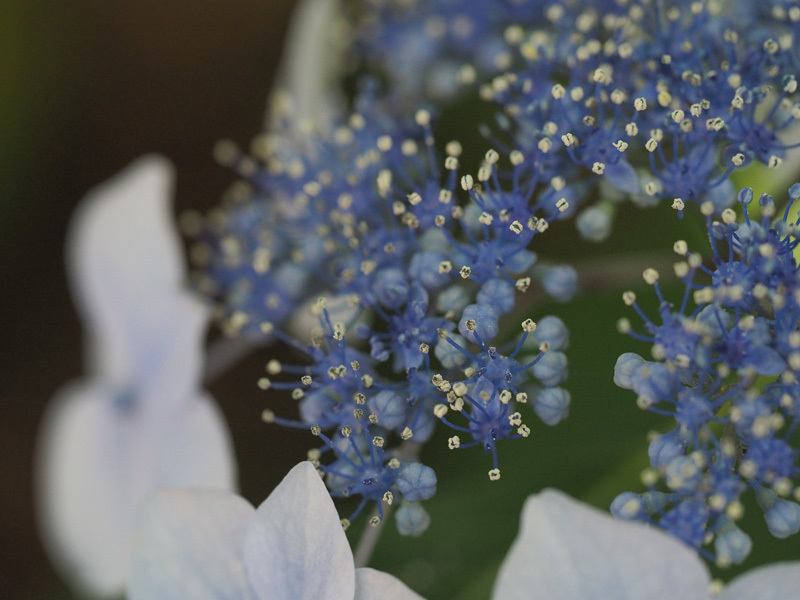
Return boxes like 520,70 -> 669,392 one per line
0,1 -> 315,596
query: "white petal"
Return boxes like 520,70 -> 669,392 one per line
123,291 -> 210,413
355,568 -> 427,600
288,293 -> 360,343
491,489 -> 710,600
67,155 -> 184,385
128,490 -> 254,600
268,0 -> 344,131
36,382 -> 237,596
719,562 -> 800,600
243,462 -> 355,600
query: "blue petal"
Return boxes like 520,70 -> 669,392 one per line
747,347 -> 785,376
604,160 -> 639,195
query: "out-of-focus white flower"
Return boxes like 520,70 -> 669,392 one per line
128,461 -> 425,600
36,156 -> 237,597
492,489 -> 800,600
268,0 -> 345,133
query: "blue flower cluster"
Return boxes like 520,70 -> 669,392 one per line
611,184 -> 800,565
354,1 -> 800,241
258,311 -> 439,530
189,0 -> 800,546
485,0 -> 800,235
353,0 -> 550,110
191,106 -> 573,533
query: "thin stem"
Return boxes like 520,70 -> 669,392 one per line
353,504 -> 393,568
203,335 -> 265,384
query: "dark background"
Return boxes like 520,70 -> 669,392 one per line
1,1 -> 306,596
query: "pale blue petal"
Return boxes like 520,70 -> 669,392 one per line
83,291 -> 211,414
355,568 -> 427,600
491,489 -> 709,600
36,382 -> 237,596
68,154 -> 214,413
243,462 -> 354,600
66,156 -> 185,387
269,0 -> 343,131
126,292 -> 211,413
289,293 -> 360,344
128,490 -> 254,600
705,178 -> 735,211
747,347 -> 785,377
720,562 -> 800,599
604,160 -> 639,195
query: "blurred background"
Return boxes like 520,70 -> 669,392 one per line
2,1 -> 799,599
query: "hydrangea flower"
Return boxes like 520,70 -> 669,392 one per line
481,0 -> 800,235
36,156 -> 237,596
128,461 -> 425,600
193,102 -> 574,529
493,488 -> 800,600
612,184 -> 800,563
185,0 -> 800,550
